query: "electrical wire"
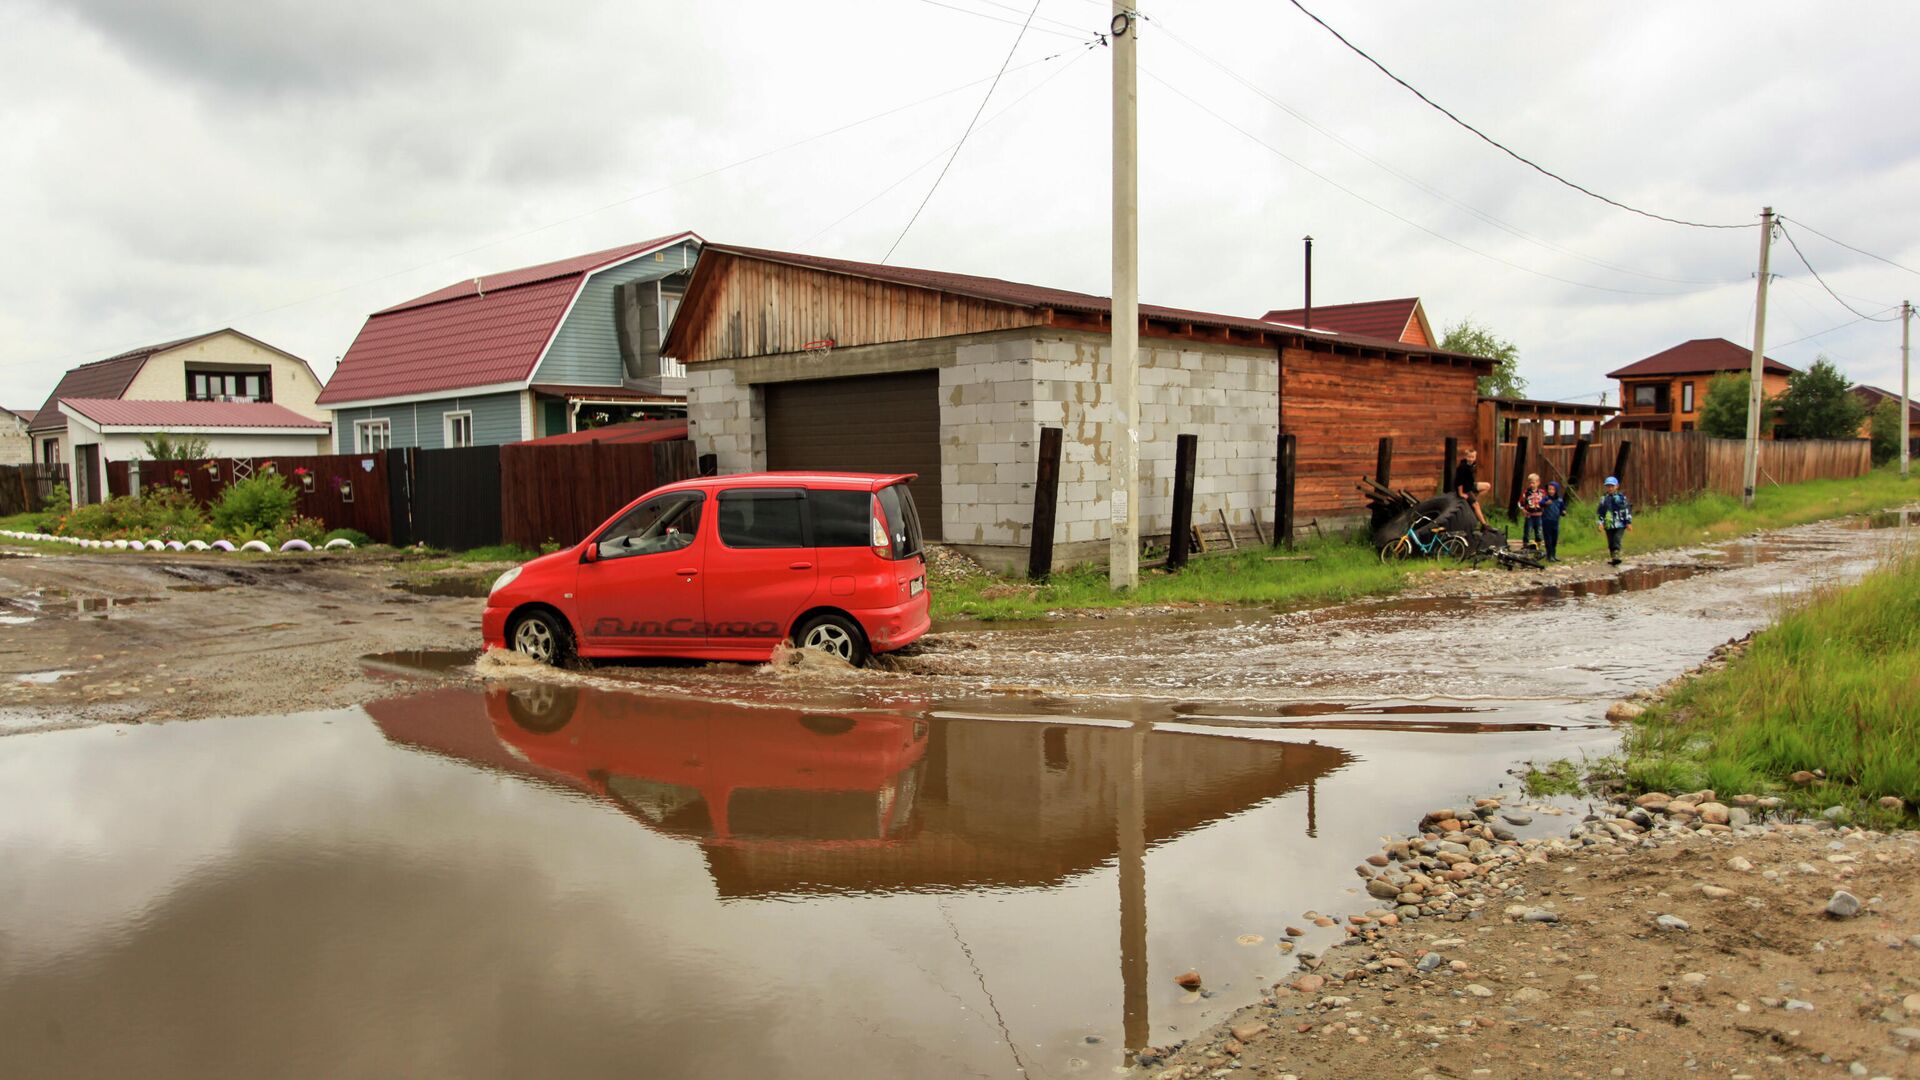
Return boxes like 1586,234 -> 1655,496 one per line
1280,0 -> 1753,231
1776,223 -> 1903,322
1778,215 -> 1920,280
883,0 -> 1046,264
1142,66 -> 1696,297
1138,12 -> 1743,289
923,0 -> 1095,38
910,0 -> 1093,41
1768,306 -> 1901,350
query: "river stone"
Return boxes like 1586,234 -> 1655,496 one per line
1605,701 -> 1645,722
1728,856 -> 1755,872
1654,914 -> 1690,931
1416,953 -> 1446,973
1728,808 -> 1753,828
1826,890 -> 1864,918
1521,909 -> 1560,924
1367,878 -> 1401,900
1511,986 -> 1549,1005
1905,992 -> 1920,1015
1501,812 -> 1533,826
1821,806 -> 1850,821
1698,802 -> 1731,825
1291,974 -> 1325,994
1633,792 -> 1672,810
1464,984 -> 1494,998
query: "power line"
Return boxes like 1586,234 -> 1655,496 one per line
1768,303 -> 1900,349
883,0 -> 1047,264
1280,0 -> 1754,231
1777,215 -> 1920,280
1142,66 -> 1698,297
1776,222 -> 1903,322
1140,12 -> 1744,288
909,0 -> 1093,41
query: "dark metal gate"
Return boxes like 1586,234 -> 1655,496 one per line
387,446 -> 503,550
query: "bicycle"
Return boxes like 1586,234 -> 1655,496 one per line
1378,515 -> 1472,563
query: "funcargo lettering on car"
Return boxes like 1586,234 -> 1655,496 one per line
481,470 -> 931,667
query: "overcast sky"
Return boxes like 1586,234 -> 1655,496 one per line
5,0 -> 1919,412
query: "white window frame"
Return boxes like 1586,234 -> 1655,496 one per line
444,410 -> 474,448
354,419 -> 391,453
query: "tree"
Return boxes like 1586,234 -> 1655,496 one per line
1870,397 -> 1906,465
139,433 -> 212,460
1775,357 -> 1865,441
1697,372 -> 1759,439
1440,318 -> 1527,398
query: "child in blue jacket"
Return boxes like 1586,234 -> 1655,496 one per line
1540,479 -> 1567,561
1595,476 -> 1633,566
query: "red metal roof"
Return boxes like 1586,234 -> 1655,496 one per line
27,332 -> 219,434
57,398 -> 330,431
679,246 -> 1485,365
1853,384 -> 1920,420
1261,298 -> 1422,341
519,419 -> 688,447
320,232 -> 699,406
1607,338 -> 1797,379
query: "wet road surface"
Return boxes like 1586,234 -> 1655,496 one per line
0,514 -> 1908,1078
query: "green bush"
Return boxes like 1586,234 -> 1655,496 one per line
43,482 -> 70,512
53,490 -> 208,540
323,527 -> 373,547
211,473 -> 298,535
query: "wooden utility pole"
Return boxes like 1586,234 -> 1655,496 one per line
1902,300 -> 1912,481
1742,207 -> 1774,508
1108,2 -> 1140,590
1302,236 -> 1314,329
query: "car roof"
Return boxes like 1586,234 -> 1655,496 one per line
657,471 -> 916,494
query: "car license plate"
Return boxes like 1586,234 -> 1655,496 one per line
909,577 -> 924,597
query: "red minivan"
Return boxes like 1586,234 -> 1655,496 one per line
482,472 -> 929,666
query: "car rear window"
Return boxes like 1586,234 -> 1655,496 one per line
876,483 -> 923,559
809,489 -> 871,548
718,488 -> 808,549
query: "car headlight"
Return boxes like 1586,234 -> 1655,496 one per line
490,566 -> 523,595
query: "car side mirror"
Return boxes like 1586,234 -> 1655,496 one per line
581,544 -> 599,564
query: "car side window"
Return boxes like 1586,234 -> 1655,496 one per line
809,489 -> 871,548
717,488 -> 808,549
596,493 -> 703,560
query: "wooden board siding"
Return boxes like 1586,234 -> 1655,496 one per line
499,439 -> 700,550
535,240 -> 698,386
332,391 -> 525,452
1512,426 -> 1870,509
674,252 -> 1048,364
1279,345 -> 1479,519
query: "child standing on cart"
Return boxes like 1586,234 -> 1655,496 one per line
1595,476 -> 1633,566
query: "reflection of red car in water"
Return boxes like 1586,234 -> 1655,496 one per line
486,683 -> 929,845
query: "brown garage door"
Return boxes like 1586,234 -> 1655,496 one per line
763,370 -> 943,541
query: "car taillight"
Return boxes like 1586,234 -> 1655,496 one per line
871,495 -> 892,558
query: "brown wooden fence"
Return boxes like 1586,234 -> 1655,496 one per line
0,463 -> 68,517
109,453 -> 396,542
1492,425 -> 1871,512
500,439 -> 700,550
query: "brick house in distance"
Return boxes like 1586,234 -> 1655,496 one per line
1261,297 -> 1436,346
320,232 -> 700,452
1851,384 -> 1920,452
663,244 -> 1490,569
1607,338 -> 1795,433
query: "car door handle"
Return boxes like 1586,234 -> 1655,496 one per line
789,562 -> 813,570
675,567 -> 698,576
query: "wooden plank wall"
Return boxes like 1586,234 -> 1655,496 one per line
675,252 -> 1048,363
111,454 -> 395,541
1510,428 -> 1870,510
500,439 -> 700,550
0,463 -> 68,516
1280,346 -> 1480,518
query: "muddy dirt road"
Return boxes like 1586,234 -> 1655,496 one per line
0,515 -> 1911,1079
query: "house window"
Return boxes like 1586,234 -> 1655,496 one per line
444,411 -> 474,448
41,438 -> 59,465
1681,382 -> 1695,413
1682,422 -> 1695,432
188,368 -> 272,403
1633,384 -> 1660,408
355,419 -> 391,453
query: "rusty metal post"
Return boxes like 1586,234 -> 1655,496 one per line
1167,433 -> 1198,569
1029,426 -> 1064,580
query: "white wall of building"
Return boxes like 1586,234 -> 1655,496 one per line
121,332 -> 328,422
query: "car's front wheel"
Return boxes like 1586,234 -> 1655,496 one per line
509,609 -> 574,667
794,612 -> 870,667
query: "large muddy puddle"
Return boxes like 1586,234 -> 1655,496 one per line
0,514 -> 1905,1077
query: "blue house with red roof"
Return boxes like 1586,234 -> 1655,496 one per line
320,232 -> 702,452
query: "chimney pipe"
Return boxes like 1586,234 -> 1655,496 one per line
1302,236 -> 1313,330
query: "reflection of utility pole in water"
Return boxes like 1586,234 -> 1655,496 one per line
1306,775 -> 1318,839
1118,719 -> 1149,1056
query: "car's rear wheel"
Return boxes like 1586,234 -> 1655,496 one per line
504,684 -> 578,733
510,609 -> 574,667
794,613 -> 870,667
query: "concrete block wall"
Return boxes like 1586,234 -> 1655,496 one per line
685,365 -> 765,472
940,338 -> 1038,546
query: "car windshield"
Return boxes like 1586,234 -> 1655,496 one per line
597,493 -> 702,559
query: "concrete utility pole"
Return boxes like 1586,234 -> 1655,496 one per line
1741,207 -> 1774,508
1108,2 -> 1140,590
1903,299 -> 1913,481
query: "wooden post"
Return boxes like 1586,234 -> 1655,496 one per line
1611,440 -> 1633,486
1029,426 -> 1064,580
1167,432 -> 1198,570
1370,436 -> 1393,531
1441,436 -> 1457,497
1567,436 -> 1591,500
1275,433 -> 1297,549
1507,434 -> 1530,523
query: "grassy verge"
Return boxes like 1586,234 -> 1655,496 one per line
1618,549 -> 1919,821
933,466 -> 1918,621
